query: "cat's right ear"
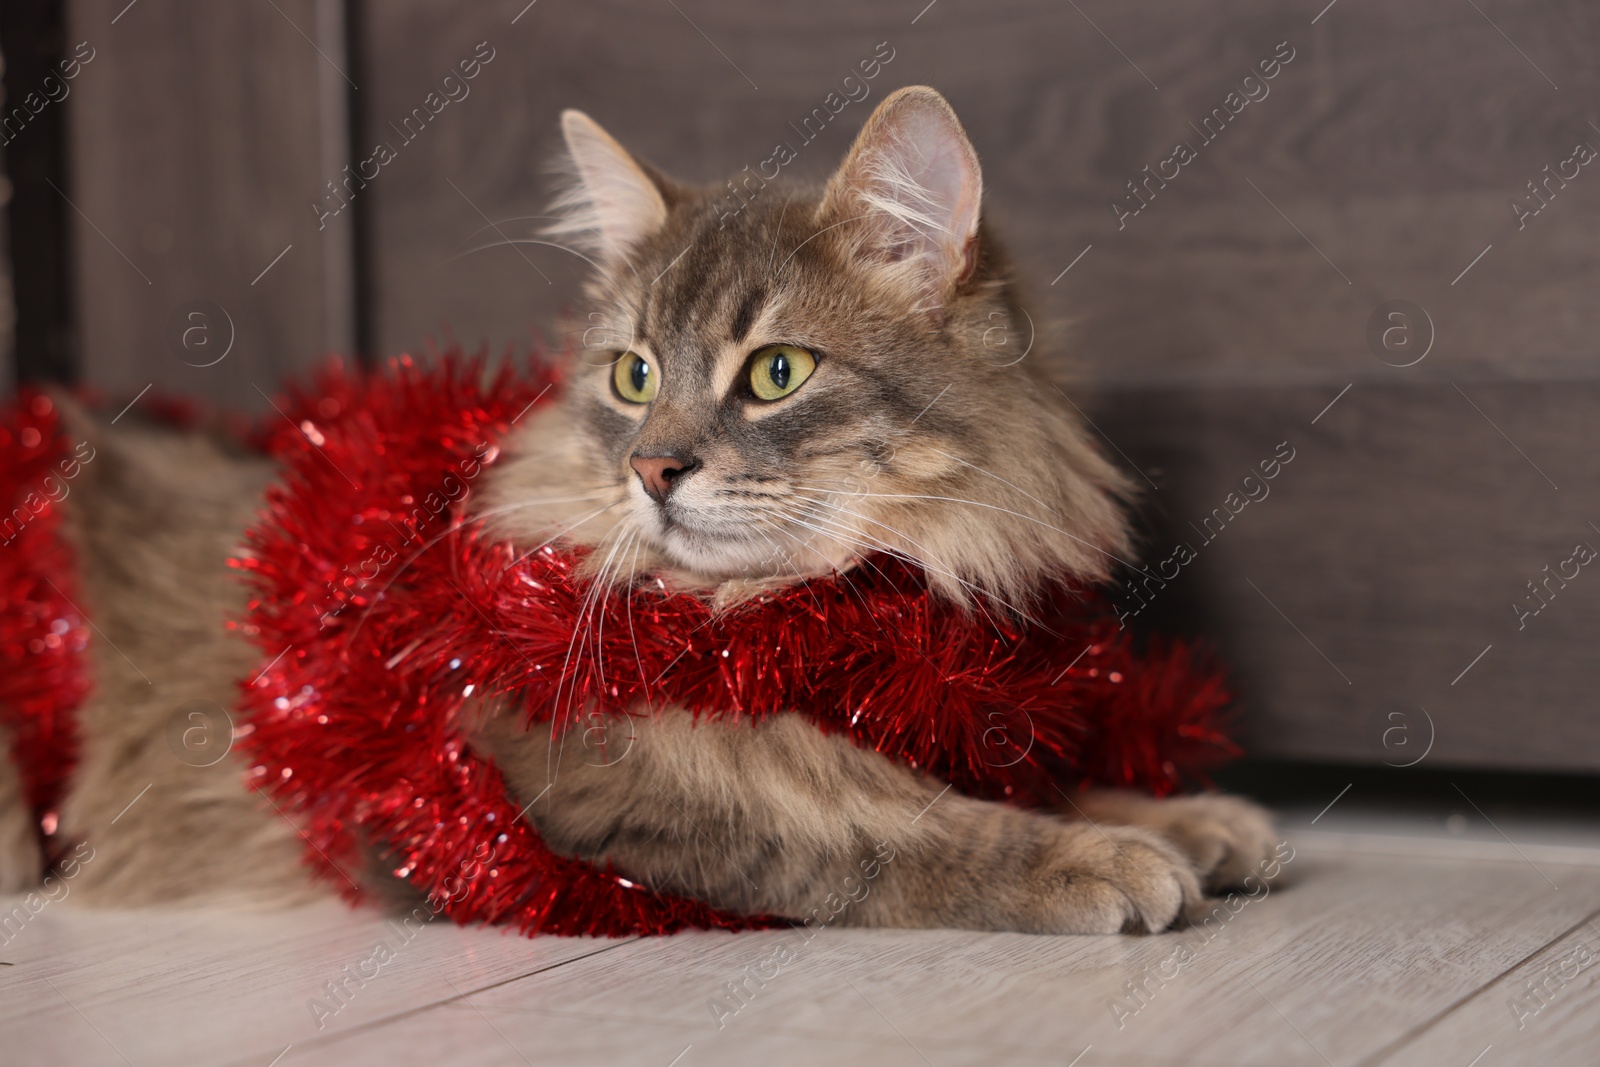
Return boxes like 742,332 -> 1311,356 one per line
545,110 -> 670,267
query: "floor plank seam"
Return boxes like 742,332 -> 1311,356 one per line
1354,904 -> 1600,1067
451,999 -> 1111,1061
221,936 -> 642,1067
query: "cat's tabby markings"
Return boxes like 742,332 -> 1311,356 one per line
1,87 -> 1277,935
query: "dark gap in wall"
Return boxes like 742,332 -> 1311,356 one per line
345,0 -> 375,368
1,0 -> 75,387
1215,757 -> 1600,815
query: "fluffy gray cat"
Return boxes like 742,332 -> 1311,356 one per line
1,86 -> 1275,934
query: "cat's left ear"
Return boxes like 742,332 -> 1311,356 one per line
821,86 -> 983,309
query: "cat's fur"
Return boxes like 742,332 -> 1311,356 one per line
0,87 -> 1276,934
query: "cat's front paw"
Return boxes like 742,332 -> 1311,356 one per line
1064,790 -> 1280,894
1147,794 -> 1279,892
1031,823 -> 1204,935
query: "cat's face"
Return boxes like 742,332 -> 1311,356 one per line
562,184 -> 1001,584
483,87 -> 1131,605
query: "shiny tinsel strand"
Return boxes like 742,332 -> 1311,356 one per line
236,352 -> 1237,937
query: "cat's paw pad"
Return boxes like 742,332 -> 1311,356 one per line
1144,794 -> 1279,892
1039,823 -> 1204,935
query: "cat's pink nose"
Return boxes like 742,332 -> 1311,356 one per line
630,452 -> 697,503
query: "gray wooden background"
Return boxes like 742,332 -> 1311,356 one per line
56,0 -> 1600,771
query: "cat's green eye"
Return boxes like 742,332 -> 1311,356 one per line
612,351 -> 658,404
748,344 -> 816,402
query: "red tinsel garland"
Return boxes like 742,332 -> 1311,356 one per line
234,354 -> 1238,938
0,392 -> 91,857
0,357 -> 1237,936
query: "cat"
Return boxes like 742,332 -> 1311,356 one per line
0,86 -> 1275,934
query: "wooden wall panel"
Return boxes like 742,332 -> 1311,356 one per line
357,0 -> 1600,388
1096,381 -> 1600,771
350,0 -> 1600,770
64,0 -> 352,408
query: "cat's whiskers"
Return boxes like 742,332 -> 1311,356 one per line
449,229 -> 652,293
773,212 -> 875,278
568,525 -> 631,700
547,523 -> 634,779
341,494 -> 619,650
751,523 -> 832,618
792,485 -> 1136,574
448,229 -> 641,357
730,497 -> 864,580
784,489 -> 966,574
745,498 -> 832,572
500,493 -> 626,566
784,484 -> 1027,601
621,533 -> 652,705
778,500 -> 1034,626
922,445 -> 1060,516
601,528 -> 644,659
769,509 -> 1014,651
586,528 -> 631,693
652,478 -> 1039,620
764,519 -> 891,637
589,529 -> 642,731
774,499 -> 932,580
763,518 -> 1022,679
764,195 -> 793,276
736,515 -> 792,575
782,500 -> 932,573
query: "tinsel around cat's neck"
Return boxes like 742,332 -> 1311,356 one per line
0,354 -> 1238,938
233,353 -> 1235,937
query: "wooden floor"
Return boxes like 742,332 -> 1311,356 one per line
2,805 -> 1596,1067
